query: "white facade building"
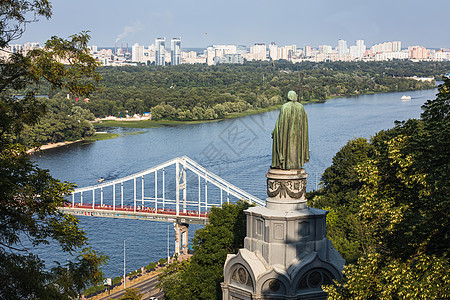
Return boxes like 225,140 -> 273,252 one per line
338,39 -> 348,58
171,38 -> 181,65
155,38 -> 166,66
206,45 -> 238,65
249,43 -> 267,61
132,43 -> 145,63
269,42 -> 278,60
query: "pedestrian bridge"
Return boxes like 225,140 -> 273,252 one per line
60,156 -> 264,254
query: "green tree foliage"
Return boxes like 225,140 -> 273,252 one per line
71,61 -> 444,120
157,201 -> 251,299
144,262 -> 157,272
0,1 -> 106,299
158,258 -> 167,266
16,97 -> 95,146
311,78 -> 450,298
119,288 -> 143,300
309,138 -> 374,263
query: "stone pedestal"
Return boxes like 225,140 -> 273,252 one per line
222,168 -> 344,300
174,222 -> 189,255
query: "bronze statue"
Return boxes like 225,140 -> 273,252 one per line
271,91 -> 309,169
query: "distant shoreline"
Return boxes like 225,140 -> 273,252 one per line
27,140 -> 83,154
28,132 -> 120,154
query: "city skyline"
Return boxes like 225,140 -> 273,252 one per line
14,0 -> 448,48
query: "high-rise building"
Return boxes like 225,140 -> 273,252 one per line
304,45 -> 312,57
319,45 -> 333,54
393,41 -> 402,52
132,43 -> 145,63
206,46 -> 215,65
409,46 -> 427,59
350,46 -> 358,59
338,39 -> 348,58
250,43 -> 267,60
269,42 -> 278,60
356,40 -> 366,58
171,38 -> 181,65
155,38 -> 166,66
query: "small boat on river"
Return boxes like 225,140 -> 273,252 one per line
401,95 -> 411,101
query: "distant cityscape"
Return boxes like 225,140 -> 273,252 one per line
2,38 -> 450,67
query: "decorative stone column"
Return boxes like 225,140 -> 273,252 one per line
222,168 -> 344,300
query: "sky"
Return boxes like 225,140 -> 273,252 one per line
16,0 -> 449,49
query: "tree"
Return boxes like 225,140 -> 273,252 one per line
308,138 -> 374,263
158,258 -> 167,266
157,201 -> 251,299
322,78 -> 450,298
119,288 -> 143,300
0,1 -> 106,299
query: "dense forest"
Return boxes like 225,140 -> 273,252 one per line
46,60 -> 446,121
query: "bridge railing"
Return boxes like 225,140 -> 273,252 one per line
69,156 -> 264,218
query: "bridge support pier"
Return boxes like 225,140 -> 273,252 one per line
174,222 -> 189,255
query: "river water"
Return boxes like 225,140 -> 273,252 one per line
31,88 -> 438,278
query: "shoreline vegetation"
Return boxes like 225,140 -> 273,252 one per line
94,103 -> 285,128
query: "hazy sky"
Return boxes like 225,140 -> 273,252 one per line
17,0 -> 449,49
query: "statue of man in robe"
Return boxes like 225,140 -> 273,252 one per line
271,91 -> 309,170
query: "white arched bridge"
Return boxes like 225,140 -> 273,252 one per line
59,156 -> 264,254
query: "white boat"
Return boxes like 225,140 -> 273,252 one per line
401,95 -> 411,101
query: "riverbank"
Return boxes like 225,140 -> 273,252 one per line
94,104 -> 285,129
27,133 -> 120,154
89,91 -> 398,130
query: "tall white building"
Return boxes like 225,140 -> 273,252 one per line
319,45 -> 333,54
278,45 -> 296,60
350,46 -> 358,59
132,43 -> 145,63
304,46 -> 312,57
338,39 -> 348,58
393,41 -> 402,52
155,38 -> 166,66
269,42 -> 278,60
356,40 -> 366,58
171,38 -> 181,65
371,41 -> 401,53
250,43 -> 267,60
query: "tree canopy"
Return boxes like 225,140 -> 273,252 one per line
0,1 -> 106,298
309,77 -> 450,298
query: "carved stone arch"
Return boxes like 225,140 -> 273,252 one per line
223,249 -> 267,294
290,253 -> 342,293
297,267 -> 335,290
255,267 -> 291,295
228,263 -> 254,291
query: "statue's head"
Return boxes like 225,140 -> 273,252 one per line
287,90 -> 298,102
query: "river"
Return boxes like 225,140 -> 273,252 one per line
31,88 -> 438,278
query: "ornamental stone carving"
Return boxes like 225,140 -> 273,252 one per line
267,178 -> 306,199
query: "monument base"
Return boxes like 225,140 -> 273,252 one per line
222,168 -> 344,300
266,168 -> 307,210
